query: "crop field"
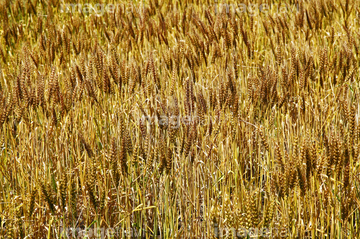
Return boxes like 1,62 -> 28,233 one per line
0,0 -> 360,238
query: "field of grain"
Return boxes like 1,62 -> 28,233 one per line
0,0 -> 360,238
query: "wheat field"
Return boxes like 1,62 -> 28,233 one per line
0,0 -> 360,238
